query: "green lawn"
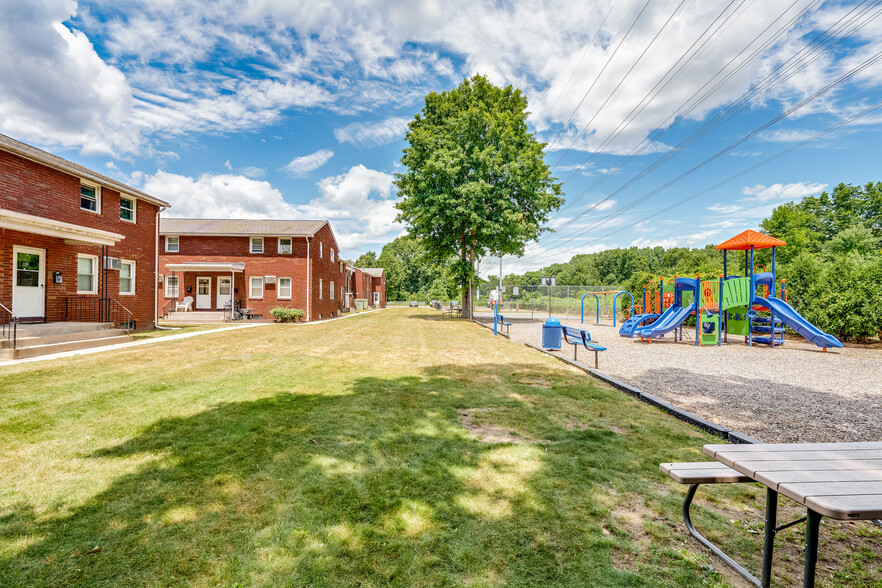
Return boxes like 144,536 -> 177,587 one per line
0,309 -> 878,587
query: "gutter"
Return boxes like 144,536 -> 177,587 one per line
153,206 -> 177,330
306,236 -> 311,322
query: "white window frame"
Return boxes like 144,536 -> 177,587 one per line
330,248 -> 335,263
330,281 -> 334,299
249,276 -> 264,299
319,278 -> 323,300
278,277 -> 292,299
120,196 -> 136,223
77,254 -> 98,294
278,237 -> 292,254
119,260 -> 135,295
319,242 -> 323,258
165,275 -> 179,298
250,237 -> 264,254
80,182 -> 100,213
165,236 -> 179,252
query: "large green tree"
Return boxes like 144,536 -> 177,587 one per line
395,74 -> 563,315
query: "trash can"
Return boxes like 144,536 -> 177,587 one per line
542,317 -> 562,350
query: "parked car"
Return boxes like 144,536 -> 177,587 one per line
409,301 -> 419,307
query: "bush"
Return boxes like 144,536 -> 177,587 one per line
270,307 -> 305,323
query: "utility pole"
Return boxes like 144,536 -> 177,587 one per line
499,256 -> 503,308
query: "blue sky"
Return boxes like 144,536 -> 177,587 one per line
3,1 -> 882,277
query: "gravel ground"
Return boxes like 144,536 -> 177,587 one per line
475,312 -> 882,443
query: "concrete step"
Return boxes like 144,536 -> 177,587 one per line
14,322 -> 117,337
162,311 -> 228,324
5,334 -> 133,359
2,328 -> 128,349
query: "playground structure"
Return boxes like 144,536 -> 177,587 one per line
580,290 -> 635,326
619,230 -> 843,351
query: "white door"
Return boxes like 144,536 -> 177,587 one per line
196,276 -> 211,309
373,291 -> 380,306
12,246 -> 45,318
217,276 -> 232,309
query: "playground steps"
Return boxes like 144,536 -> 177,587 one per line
752,316 -> 782,325
752,335 -> 785,346
751,325 -> 785,335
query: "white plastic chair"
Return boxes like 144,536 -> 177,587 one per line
176,296 -> 193,312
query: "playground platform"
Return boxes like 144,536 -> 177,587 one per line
480,316 -> 882,444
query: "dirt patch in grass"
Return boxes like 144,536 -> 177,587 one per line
458,408 -> 542,444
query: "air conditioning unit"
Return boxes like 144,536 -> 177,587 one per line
104,256 -> 121,270
264,275 -> 276,284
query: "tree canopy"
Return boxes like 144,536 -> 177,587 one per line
395,74 -> 563,312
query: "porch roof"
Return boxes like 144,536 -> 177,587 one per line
0,208 -> 124,246
164,262 -> 246,273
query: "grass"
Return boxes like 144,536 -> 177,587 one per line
131,325 -> 226,341
0,308 -> 878,587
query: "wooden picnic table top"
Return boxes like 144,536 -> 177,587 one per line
704,442 -> 882,520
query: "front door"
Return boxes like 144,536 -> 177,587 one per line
217,276 -> 232,310
12,246 -> 45,319
373,291 -> 380,306
196,276 -> 211,309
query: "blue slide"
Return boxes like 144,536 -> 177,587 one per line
619,313 -> 660,337
754,297 -> 843,349
633,303 -> 695,339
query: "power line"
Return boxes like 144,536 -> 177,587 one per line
521,98 -> 882,266
537,0 -> 879,247
520,45 -> 882,264
544,0 -> 655,153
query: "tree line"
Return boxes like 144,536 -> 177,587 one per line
362,182 -> 881,343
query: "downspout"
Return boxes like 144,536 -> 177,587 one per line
154,206 -> 177,330
305,236 -> 311,322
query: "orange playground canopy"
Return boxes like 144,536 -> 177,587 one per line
715,229 -> 786,251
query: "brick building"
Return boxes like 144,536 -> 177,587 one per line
346,266 -> 386,309
158,218 -> 371,321
0,134 -> 169,331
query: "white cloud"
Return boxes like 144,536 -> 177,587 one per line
7,0 -> 879,163
143,171 -> 298,219
741,182 -> 826,202
630,229 -> 721,249
307,165 -> 402,248
282,149 -> 335,175
142,164 -> 402,249
334,116 -> 410,148
708,203 -> 742,213
593,199 -> 617,211
759,129 -> 819,143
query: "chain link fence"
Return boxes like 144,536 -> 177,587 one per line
473,285 -> 633,322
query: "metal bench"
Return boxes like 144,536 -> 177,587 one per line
561,326 -> 606,368
662,461 -> 786,588
496,314 -> 512,334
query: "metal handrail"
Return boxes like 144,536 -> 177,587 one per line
65,297 -> 134,333
161,298 -> 177,317
0,302 -> 17,350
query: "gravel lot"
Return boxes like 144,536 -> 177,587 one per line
475,312 -> 882,443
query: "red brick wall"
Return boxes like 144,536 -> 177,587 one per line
158,223 -> 357,321
1,151 -> 160,330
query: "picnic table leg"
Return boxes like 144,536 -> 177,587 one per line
761,489 -> 778,587
803,509 -> 822,588
594,350 -> 598,369
682,484 -> 763,587
574,345 -> 577,362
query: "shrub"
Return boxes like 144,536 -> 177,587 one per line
270,307 -> 305,323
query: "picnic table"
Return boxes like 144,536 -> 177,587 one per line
701,442 -> 882,587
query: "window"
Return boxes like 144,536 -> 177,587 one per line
166,236 -> 179,252
80,183 -> 99,212
77,255 -> 97,294
249,276 -> 263,299
165,276 -> 179,298
319,242 -> 323,258
330,281 -> 334,299
278,237 -> 292,254
278,277 -> 292,299
120,197 -> 135,222
319,278 -> 323,300
119,261 -> 135,295
330,248 -> 335,262
250,237 -> 264,253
